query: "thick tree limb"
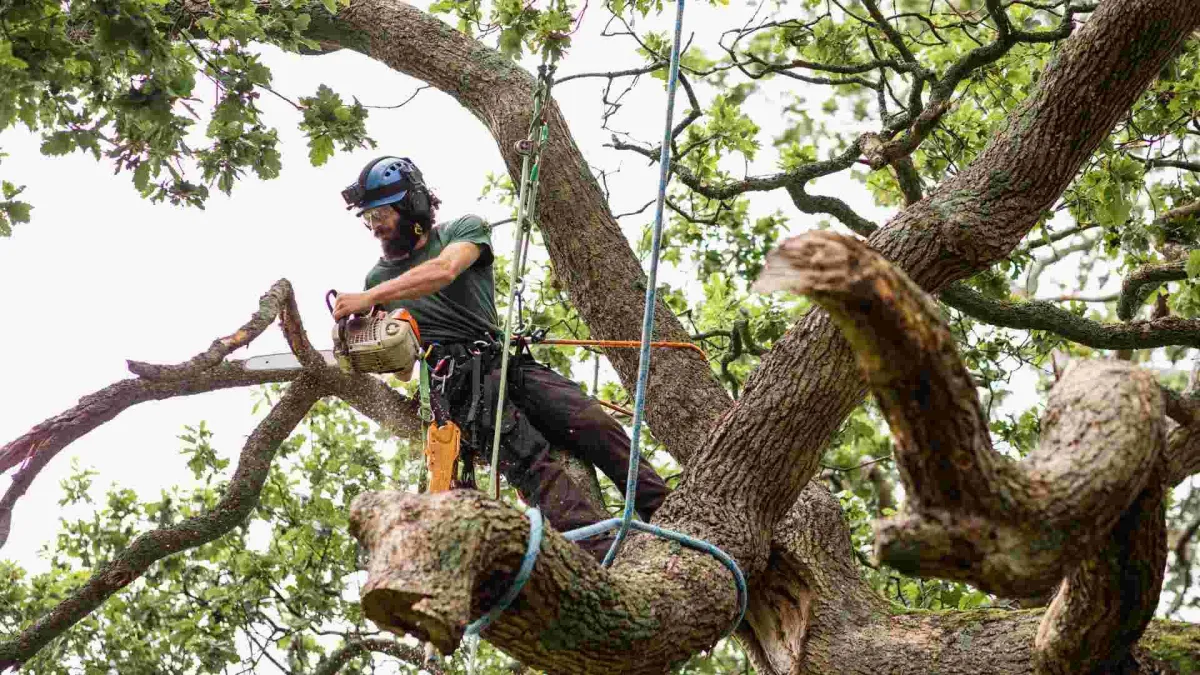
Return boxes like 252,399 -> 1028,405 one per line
755,232 -> 1166,605
0,376 -> 325,670
1033,475 -> 1167,675
348,490 -> 739,674
312,637 -> 445,675
940,282 -> 1200,349
754,231 -> 1178,672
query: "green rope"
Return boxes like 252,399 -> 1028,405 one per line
418,359 -> 433,423
488,52 -> 558,500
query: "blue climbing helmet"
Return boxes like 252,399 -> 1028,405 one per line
340,155 -> 433,223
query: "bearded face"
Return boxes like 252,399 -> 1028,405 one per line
364,205 -> 423,259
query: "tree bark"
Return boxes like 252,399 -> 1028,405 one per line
307,1 -> 1200,672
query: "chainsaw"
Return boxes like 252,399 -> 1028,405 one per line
244,290 -> 422,375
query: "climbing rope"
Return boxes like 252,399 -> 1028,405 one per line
464,506 -> 544,637
490,48 -> 559,501
478,0 -> 748,640
560,0 -> 748,637
599,0 -> 686,568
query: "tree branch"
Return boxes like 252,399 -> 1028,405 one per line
755,232 -> 1166,609
941,282 -> 1200,350
348,490 -> 740,674
312,637 -> 445,675
0,278 -> 367,551
1118,259 -> 1189,321
0,360 -> 300,551
126,279 -> 297,380
0,376 -> 325,670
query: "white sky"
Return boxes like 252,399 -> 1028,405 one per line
3,0 -> 1183,646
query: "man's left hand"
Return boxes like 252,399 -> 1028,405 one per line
332,291 -> 376,320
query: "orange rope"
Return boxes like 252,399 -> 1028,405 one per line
595,398 -> 634,417
534,338 -> 707,359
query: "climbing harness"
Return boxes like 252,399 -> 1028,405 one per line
473,0 -> 749,642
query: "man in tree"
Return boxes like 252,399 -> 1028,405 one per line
330,155 -> 668,560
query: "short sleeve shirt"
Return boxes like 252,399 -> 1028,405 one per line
363,214 -> 499,345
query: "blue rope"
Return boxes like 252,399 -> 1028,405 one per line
575,0 -> 747,639
602,0 -> 688,569
564,518 -> 748,638
473,0 -> 748,644
464,507 -> 544,637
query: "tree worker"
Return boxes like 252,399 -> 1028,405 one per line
330,155 -> 670,561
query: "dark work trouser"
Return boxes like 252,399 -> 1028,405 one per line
465,352 -> 670,562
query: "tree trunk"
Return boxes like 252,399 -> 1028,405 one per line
311,1 -> 1200,672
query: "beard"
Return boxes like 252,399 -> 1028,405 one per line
380,221 -> 421,259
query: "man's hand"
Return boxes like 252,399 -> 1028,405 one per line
332,291 -> 376,320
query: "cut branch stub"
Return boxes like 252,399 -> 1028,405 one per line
754,231 -> 1005,515
126,279 -> 296,379
348,489 -> 738,674
755,231 -> 1166,598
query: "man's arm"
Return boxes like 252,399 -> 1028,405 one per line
332,242 -> 481,319
369,241 -> 481,304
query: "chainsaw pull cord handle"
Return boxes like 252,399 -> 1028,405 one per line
326,290 -> 350,359
326,289 -> 388,359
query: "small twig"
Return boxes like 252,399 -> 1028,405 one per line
821,455 -> 895,472
362,85 -> 430,109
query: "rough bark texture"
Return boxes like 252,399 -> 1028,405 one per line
753,229 -> 1182,673
316,0 -> 733,464
7,0 -> 1200,672
349,490 -> 738,674
303,2 -> 1200,673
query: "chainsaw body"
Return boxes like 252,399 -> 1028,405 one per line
332,310 -> 421,375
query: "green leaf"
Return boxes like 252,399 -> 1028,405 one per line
308,135 -> 332,165
1186,250 -> 1200,278
133,162 -> 151,192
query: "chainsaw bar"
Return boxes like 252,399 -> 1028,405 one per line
243,350 -> 338,371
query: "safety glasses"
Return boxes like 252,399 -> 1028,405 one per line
361,207 -> 391,228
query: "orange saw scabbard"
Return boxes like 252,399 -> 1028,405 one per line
425,421 -> 462,493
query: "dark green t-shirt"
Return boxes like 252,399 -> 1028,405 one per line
363,214 -> 499,345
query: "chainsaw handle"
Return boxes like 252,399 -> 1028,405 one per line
326,289 -> 383,319
325,289 -> 338,316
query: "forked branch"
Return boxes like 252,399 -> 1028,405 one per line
754,231 -> 1174,672
754,231 -> 1165,589
0,376 -> 325,670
